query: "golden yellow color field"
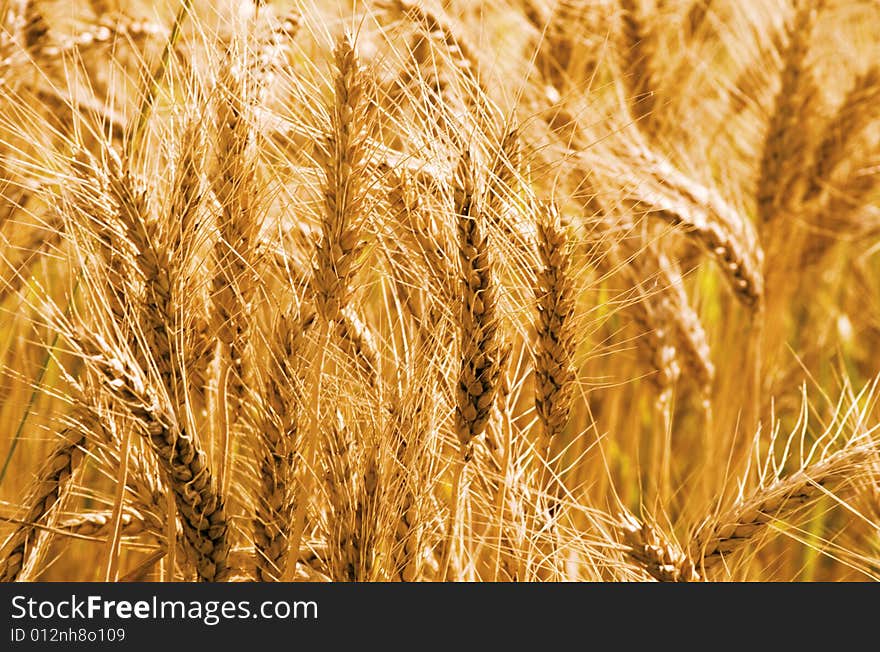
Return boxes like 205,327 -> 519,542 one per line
0,0 -> 878,582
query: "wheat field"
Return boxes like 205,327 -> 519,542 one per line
0,0 -> 878,582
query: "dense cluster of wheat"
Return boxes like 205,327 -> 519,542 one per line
0,0 -> 878,582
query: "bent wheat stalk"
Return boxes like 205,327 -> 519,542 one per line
690,444 -> 873,574
76,334 -> 229,582
0,427 -> 86,582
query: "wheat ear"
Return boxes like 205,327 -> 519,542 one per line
323,411 -> 379,581
618,513 -> 699,582
0,427 -> 86,581
58,510 -> 147,539
311,34 -> 373,324
800,174 -> 879,266
102,148 -> 183,406
804,66 -> 880,202
285,32 -> 373,582
335,306 -> 380,387
627,145 -> 764,307
684,0 -> 714,39
690,444 -> 872,574
388,385 -> 435,581
619,0 -> 656,126
454,149 -> 501,461
40,15 -> 164,59
757,0 -> 822,224
251,308 -> 313,581
439,147 -> 503,580
210,52 -> 262,422
22,0 -> 49,53
77,334 -> 229,581
166,117 -> 212,418
533,201 -> 576,459
380,0 -> 486,97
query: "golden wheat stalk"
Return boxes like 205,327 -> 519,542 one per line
690,444 -> 873,574
380,0 -> 486,98
285,33 -> 376,582
804,66 -> 880,202
623,142 -> 765,307
618,0 -> 656,126
250,308 -> 313,581
0,427 -> 86,581
684,0 -> 714,39
757,0 -> 822,224
209,51 -> 262,424
388,395 -> 422,581
311,34 -> 373,324
454,149 -> 502,460
76,332 -> 229,582
335,306 -> 380,387
58,509 -> 147,539
323,411 -> 379,581
533,201 -> 576,459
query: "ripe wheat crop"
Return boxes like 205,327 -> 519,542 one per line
0,0 -> 879,582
